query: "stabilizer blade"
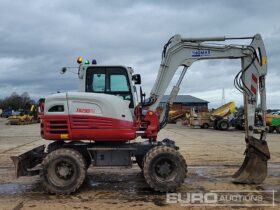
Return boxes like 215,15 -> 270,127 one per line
11,145 -> 45,178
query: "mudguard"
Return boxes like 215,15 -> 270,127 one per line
10,145 -> 45,178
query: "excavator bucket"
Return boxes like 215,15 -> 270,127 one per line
232,137 -> 270,184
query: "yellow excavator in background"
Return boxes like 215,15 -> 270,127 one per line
8,105 -> 38,125
189,102 -> 236,130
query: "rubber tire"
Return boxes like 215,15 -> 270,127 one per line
202,123 -> 209,129
276,126 -> 280,134
135,155 -> 144,170
213,119 -> 219,130
41,148 -> 86,195
47,142 -> 91,169
143,146 -> 187,192
218,120 -> 229,130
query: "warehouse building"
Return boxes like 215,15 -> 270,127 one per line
160,95 -> 209,112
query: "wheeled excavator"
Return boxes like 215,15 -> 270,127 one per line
11,34 -> 270,194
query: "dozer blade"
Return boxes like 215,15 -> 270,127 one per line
11,145 -> 45,178
232,137 -> 270,184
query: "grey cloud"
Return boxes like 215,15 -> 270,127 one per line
0,0 -> 279,108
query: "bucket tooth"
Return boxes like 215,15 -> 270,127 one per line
232,137 -> 270,184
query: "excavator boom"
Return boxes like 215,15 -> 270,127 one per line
144,34 -> 270,184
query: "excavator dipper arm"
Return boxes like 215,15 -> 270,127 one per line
143,34 -> 270,184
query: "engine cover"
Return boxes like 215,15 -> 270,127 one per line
41,92 -> 136,141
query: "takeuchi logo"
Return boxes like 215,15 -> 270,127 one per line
192,49 -> 211,57
76,108 -> 96,113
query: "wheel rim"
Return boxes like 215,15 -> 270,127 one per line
55,161 -> 74,180
152,157 -> 176,181
47,158 -> 78,187
221,122 -> 227,129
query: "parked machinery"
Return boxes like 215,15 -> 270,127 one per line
212,102 -> 236,130
189,102 -> 236,130
1,108 -> 13,118
231,108 -> 245,130
168,110 -> 186,124
266,114 -> 280,133
8,105 -> 38,125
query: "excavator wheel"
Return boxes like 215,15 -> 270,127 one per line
47,141 -> 91,169
143,146 -> 187,192
232,137 -> 270,184
40,148 -> 86,195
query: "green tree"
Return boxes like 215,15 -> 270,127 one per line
0,92 -> 35,111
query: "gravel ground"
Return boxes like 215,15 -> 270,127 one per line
0,118 -> 279,210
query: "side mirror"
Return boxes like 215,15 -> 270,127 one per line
132,74 -> 141,85
60,67 -> 67,74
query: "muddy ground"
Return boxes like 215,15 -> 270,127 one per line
0,118 -> 279,210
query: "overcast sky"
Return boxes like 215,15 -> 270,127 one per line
0,0 -> 279,108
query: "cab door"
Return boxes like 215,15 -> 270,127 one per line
85,66 -> 135,109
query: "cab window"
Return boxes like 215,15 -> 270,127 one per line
86,67 -> 134,108
110,75 -> 129,91
93,73 -> 105,92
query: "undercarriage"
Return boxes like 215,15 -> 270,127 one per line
11,139 -> 187,194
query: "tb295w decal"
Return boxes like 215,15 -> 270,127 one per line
76,108 -> 96,113
192,50 -> 211,57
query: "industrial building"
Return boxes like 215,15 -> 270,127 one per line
160,95 -> 209,112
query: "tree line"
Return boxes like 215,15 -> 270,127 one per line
0,92 -> 36,111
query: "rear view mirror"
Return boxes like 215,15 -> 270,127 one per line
60,67 -> 67,74
132,74 -> 141,85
